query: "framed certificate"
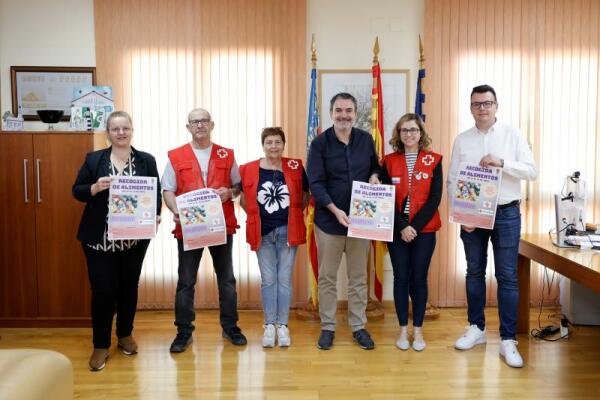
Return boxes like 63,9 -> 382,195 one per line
11,66 -> 96,121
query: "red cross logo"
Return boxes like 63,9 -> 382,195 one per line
217,148 -> 228,159
287,160 -> 299,170
422,154 -> 434,166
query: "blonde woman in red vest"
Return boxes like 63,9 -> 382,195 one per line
239,127 -> 309,347
382,113 -> 443,352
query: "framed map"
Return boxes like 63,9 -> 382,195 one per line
318,69 -> 409,154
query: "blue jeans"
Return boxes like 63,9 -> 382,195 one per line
174,236 -> 238,334
256,225 -> 297,325
460,204 -> 521,340
387,232 -> 436,327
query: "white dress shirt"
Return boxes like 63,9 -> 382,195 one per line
447,121 -> 538,205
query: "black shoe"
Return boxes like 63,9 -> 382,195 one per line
352,329 -> 375,350
170,333 -> 192,353
222,326 -> 247,346
317,330 -> 335,350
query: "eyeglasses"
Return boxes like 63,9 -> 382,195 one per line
470,101 -> 496,110
188,118 -> 211,127
400,128 -> 420,135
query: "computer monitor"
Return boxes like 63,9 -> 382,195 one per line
554,194 -> 568,247
554,193 -> 583,247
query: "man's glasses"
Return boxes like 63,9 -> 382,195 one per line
400,128 -> 420,135
188,118 -> 211,127
470,101 -> 496,110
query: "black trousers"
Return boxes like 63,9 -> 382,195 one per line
174,236 -> 239,334
82,241 -> 149,348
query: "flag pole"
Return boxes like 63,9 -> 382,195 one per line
416,34 -> 439,319
296,34 -> 320,321
366,36 -> 385,321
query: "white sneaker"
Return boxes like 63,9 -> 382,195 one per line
500,339 -> 524,368
395,327 -> 409,350
262,324 -> 276,348
454,325 -> 487,350
277,325 -> 291,347
412,328 -> 426,352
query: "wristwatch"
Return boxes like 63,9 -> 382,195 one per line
500,158 -> 504,168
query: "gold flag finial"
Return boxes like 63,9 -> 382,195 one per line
419,35 -> 425,68
373,36 -> 380,64
311,34 -> 317,67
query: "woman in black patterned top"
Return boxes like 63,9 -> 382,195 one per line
72,111 -> 162,371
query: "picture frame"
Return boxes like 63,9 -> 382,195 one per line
11,66 -> 96,121
318,69 -> 409,154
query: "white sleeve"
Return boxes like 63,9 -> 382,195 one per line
230,160 -> 241,188
161,160 -> 178,192
503,130 -> 539,181
447,137 -> 461,200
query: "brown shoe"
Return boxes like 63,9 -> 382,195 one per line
89,348 -> 109,371
118,335 -> 138,355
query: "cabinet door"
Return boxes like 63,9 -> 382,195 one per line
34,134 -> 92,317
0,134 -> 38,318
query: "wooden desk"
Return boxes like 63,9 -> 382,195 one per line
517,233 -> 600,333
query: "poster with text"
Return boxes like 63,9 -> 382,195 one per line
348,181 -> 395,242
449,162 -> 502,229
176,188 -> 226,250
108,176 -> 157,240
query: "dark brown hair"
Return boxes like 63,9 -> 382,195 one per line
261,127 -> 286,145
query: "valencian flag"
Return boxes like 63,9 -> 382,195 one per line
416,35 -> 426,121
370,37 -> 386,302
305,41 -> 320,306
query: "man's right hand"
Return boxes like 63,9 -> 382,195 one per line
332,207 -> 350,227
461,225 -> 476,233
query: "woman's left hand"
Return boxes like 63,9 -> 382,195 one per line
400,226 -> 417,242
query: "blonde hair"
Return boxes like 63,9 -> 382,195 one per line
106,110 -> 133,131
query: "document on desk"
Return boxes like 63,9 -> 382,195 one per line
449,162 -> 502,229
176,188 -> 226,250
347,181 -> 395,242
107,176 -> 157,240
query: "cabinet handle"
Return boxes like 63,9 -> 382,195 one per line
36,158 -> 42,203
23,159 -> 29,203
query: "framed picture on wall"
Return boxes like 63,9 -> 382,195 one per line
318,69 -> 409,155
11,66 -> 96,121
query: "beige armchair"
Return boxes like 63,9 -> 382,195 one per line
0,349 -> 73,400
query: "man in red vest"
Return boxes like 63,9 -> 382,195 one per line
162,108 -> 246,353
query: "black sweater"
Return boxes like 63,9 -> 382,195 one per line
72,146 -> 162,244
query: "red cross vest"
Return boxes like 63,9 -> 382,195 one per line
384,150 -> 442,233
239,158 -> 306,251
168,143 -> 238,238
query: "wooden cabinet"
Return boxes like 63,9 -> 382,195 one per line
0,132 -> 93,326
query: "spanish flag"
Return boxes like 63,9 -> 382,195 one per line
371,37 -> 386,302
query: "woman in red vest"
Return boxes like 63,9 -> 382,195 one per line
382,113 -> 442,352
239,127 -> 309,348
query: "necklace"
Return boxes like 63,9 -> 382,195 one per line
110,151 -> 131,175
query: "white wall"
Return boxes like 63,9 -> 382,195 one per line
0,0 -> 95,130
308,0 -> 424,300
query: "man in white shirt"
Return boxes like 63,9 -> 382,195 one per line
448,85 -> 538,368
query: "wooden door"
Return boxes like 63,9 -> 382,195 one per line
0,134 -> 38,318
34,133 -> 92,319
